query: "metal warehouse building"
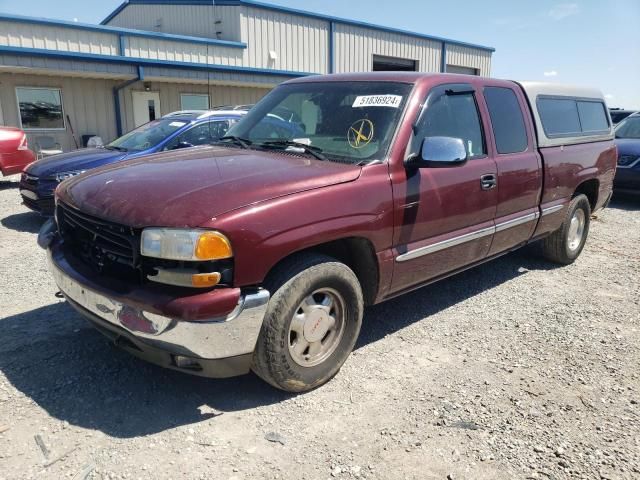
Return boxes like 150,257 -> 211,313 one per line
0,0 -> 494,151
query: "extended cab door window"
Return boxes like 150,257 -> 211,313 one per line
414,85 -> 486,159
483,87 -> 529,154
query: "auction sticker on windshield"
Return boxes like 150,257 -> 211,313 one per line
352,95 -> 402,108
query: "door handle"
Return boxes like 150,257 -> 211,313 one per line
480,174 -> 497,190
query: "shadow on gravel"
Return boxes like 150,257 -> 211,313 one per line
609,194 -> 640,211
0,249 -> 556,438
356,249 -> 557,349
1,211 -> 45,234
0,180 -> 18,191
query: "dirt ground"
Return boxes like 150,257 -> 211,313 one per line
0,175 -> 638,480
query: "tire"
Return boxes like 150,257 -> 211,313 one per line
541,194 -> 591,265
251,253 -> 364,392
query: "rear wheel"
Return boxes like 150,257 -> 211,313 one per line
251,254 -> 363,392
541,194 -> 591,264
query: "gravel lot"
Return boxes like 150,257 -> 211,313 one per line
0,175 -> 638,480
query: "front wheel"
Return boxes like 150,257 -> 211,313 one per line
252,254 -> 363,392
541,194 -> 591,264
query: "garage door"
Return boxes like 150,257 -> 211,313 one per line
446,65 -> 479,76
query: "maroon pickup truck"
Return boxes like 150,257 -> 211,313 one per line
39,73 -> 616,392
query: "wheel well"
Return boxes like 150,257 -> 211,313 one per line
266,238 -> 380,306
574,179 -> 599,211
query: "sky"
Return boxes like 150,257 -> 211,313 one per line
0,0 -> 638,108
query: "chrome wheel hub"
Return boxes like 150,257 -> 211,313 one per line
567,209 -> 586,251
288,288 -> 345,367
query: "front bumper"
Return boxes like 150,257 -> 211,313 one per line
47,243 -> 270,378
19,174 -> 56,215
614,168 -> 640,194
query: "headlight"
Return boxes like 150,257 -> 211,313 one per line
55,170 -> 85,182
141,228 -> 233,261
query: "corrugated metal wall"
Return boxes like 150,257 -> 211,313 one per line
0,72 -> 269,150
239,6 -> 328,74
106,5 -> 220,39
445,44 -> 492,77
0,73 -> 118,151
118,82 -> 269,133
0,20 -> 119,56
333,23 -> 442,73
124,37 -> 244,66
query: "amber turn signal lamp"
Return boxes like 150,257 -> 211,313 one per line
195,232 -> 233,260
191,272 -> 222,288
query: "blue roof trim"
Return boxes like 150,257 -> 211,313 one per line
0,45 -> 314,78
101,0 -> 215,24
102,0 -> 495,52
0,13 -> 246,49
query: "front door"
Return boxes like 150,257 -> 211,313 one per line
390,83 -> 498,294
132,91 -> 161,127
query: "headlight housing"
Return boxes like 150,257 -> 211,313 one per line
55,170 -> 85,182
141,228 -> 233,261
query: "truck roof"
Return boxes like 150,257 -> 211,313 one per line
286,73 -> 613,148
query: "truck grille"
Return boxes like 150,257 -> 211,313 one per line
57,202 -> 141,279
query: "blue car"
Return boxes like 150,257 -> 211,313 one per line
614,112 -> 640,195
19,110 -> 246,215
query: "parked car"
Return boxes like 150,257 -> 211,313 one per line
613,112 -> 640,194
19,110 -> 247,215
0,126 -> 36,177
39,73 -> 616,392
609,108 -> 637,125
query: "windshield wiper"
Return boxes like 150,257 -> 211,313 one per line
217,135 -> 252,149
259,140 -> 326,161
104,145 -> 128,152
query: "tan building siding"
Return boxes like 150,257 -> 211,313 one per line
239,6 -> 328,74
124,37 -> 244,67
118,82 -> 268,133
0,73 -> 118,151
0,20 -> 118,56
446,44 -> 492,77
333,23 -> 442,74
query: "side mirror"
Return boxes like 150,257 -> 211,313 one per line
406,136 -> 468,168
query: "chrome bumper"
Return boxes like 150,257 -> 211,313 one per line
48,252 -> 270,360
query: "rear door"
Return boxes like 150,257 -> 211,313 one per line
480,83 -> 542,255
390,83 -> 498,293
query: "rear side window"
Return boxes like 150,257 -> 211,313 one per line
538,98 -> 581,135
483,87 -> 528,154
577,101 -> 609,132
537,96 -> 609,137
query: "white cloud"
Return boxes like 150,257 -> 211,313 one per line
543,70 -> 558,77
548,3 -> 580,21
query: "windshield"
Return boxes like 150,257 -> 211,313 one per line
615,116 -> 640,139
107,118 -> 190,151
226,81 -> 413,163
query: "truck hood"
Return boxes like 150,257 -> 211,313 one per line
58,146 -> 362,228
26,148 -> 129,177
615,138 -> 640,156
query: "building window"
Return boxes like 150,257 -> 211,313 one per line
446,65 -> 480,76
180,93 -> 210,111
16,87 -> 65,130
372,55 -> 417,72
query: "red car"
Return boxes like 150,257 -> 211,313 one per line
0,127 -> 35,176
